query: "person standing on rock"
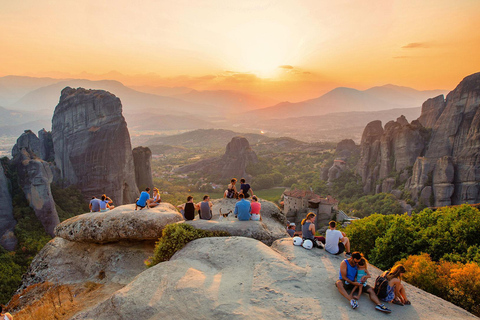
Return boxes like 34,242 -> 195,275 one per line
89,196 -> 101,212
234,193 -> 251,221
335,252 -> 392,313
1,305 -> 13,320
325,221 -> 351,256
198,195 -> 213,220
238,178 -> 253,199
135,187 -> 151,210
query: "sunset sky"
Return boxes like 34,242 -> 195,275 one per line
1,0 -> 479,101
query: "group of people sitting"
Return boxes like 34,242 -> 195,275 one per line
291,212 -> 410,313
176,192 -> 262,221
89,194 -> 115,212
134,187 -> 162,210
223,178 -> 253,199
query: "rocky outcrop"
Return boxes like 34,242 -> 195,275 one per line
51,87 -> 139,204
185,198 -> 287,245
72,237 -> 477,320
12,130 -> 59,237
0,166 -> 16,251
132,146 -> 153,191
20,237 -> 154,290
176,136 -> 258,180
358,72 -> 480,207
37,128 -> 55,162
55,204 -> 183,243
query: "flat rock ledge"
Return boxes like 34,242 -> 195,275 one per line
185,198 -> 288,245
55,203 -> 183,243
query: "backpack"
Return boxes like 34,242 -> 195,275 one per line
374,272 -> 390,300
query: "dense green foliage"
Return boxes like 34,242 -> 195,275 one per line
146,224 -> 229,267
0,157 -> 88,305
345,205 -> 480,270
339,193 -> 404,218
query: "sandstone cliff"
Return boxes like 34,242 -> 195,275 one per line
0,165 -> 16,251
51,87 -> 139,204
176,136 -> 258,180
132,146 -> 153,191
11,130 -> 59,237
357,72 -> 480,206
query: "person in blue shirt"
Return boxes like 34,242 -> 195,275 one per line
234,193 -> 251,221
135,187 -> 150,210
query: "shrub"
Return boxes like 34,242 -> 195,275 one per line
146,224 -> 229,267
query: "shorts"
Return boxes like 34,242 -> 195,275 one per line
136,203 -> 147,208
343,281 -> 372,292
100,208 -> 110,212
251,214 -> 260,221
335,242 -> 345,255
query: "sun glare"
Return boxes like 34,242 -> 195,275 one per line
228,21 -> 293,78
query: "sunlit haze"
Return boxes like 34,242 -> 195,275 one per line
1,0 -> 479,101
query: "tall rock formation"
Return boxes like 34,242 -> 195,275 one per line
176,136 -> 258,180
357,72 -> 480,207
132,146 -> 153,191
12,130 -> 59,237
52,87 -> 139,204
0,165 -> 17,251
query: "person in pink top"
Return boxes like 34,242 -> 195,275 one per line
250,195 -> 262,221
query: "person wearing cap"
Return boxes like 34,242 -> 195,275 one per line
287,222 -> 296,237
336,252 -> 392,313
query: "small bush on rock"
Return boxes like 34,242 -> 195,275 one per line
146,224 -> 229,267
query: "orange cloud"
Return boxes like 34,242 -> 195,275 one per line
402,42 -> 429,49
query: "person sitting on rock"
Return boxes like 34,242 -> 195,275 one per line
177,195 -> 196,221
197,195 -> 213,220
380,264 -> 411,306
250,195 -> 261,221
1,305 -> 13,320
148,188 -> 161,208
224,178 -> 238,199
89,196 -> 101,212
287,223 -> 296,237
325,220 -> 351,256
301,212 -> 325,248
336,252 -> 392,313
234,193 -> 251,221
238,178 -> 253,199
100,194 -> 114,211
135,187 -> 151,210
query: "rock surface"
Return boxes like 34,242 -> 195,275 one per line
185,198 -> 288,245
132,146 -> 153,191
55,204 -> 183,243
19,237 -> 154,290
71,237 -> 478,320
0,166 -> 16,251
176,136 -> 258,180
51,87 -> 139,204
12,130 -> 59,237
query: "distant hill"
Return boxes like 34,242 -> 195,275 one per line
129,85 -> 193,96
0,76 -> 63,107
254,85 -> 447,119
172,89 -> 278,112
146,129 -> 270,150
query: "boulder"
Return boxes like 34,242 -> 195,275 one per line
51,87 -> 139,205
433,184 -> 455,207
185,198 -> 288,245
19,237 -> 154,290
72,237 -> 477,320
0,167 -> 16,251
335,139 -> 358,159
54,204 -> 183,243
12,131 -> 59,237
132,146 -> 153,191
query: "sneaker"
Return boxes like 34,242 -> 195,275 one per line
375,304 -> 392,313
350,299 -> 358,309
316,240 -> 325,249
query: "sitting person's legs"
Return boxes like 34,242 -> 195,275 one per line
336,242 -> 346,255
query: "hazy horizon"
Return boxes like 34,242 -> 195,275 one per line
1,0 -> 479,102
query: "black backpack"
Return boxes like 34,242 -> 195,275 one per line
374,272 -> 390,300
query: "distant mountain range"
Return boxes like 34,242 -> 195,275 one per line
0,75 -> 448,142
253,85 -> 447,119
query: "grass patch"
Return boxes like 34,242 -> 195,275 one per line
146,224 -> 229,267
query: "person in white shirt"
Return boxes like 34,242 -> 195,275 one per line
325,220 -> 351,255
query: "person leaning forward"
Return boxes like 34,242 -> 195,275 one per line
335,252 -> 392,313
